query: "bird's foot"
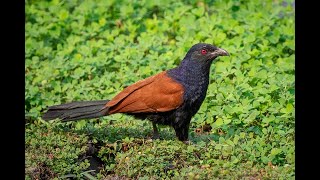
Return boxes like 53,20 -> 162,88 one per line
182,140 -> 193,145
145,133 -> 160,143
152,133 -> 160,140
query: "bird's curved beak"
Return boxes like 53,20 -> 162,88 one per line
215,48 -> 229,56
209,48 -> 229,60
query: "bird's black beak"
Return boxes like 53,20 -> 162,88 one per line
215,48 -> 229,56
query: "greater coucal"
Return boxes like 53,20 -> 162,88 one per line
42,43 -> 229,142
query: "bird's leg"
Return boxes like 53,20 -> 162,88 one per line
174,126 -> 189,142
173,121 -> 191,144
152,122 -> 160,139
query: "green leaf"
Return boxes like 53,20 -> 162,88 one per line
219,137 -> 225,144
244,110 -> 259,124
233,135 -> 239,144
280,103 -> 294,114
224,117 -> 232,125
240,132 -> 246,139
191,7 -> 204,17
286,103 -> 294,113
75,120 -> 86,130
59,9 -> 69,20
81,171 -> 98,180
261,156 -> 270,164
214,118 -> 224,127
226,139 -> 234,146
271,148 -> 282,156
215,32 -> 227,44
99,18 -> 106,26
244,33 -> 255,43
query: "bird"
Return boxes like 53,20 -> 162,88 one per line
42,43 -> 229,142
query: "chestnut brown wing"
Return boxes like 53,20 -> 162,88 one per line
105,71 -> 184,114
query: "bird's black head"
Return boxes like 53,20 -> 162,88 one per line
186,43 -> 229,62
168,42 -> 230,83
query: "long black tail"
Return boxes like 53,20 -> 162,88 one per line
42,100 -> 110,122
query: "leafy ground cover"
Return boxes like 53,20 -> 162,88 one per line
25,0 -> 295,179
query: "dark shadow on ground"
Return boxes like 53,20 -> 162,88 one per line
46,119 -> 220,177
51,119 -> 176,143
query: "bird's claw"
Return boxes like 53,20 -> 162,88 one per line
182,140 -> 193,145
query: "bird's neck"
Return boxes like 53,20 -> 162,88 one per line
168,58 -> 212,83
167,58 -> 213,102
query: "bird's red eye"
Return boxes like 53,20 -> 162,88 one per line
201,49 -> 207,55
